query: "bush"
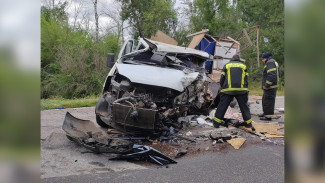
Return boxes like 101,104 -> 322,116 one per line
41,14 -> 119,98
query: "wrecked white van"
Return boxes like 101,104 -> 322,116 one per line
95,38 -> 219,135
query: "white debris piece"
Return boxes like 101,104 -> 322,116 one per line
276,108 -> 285,112
208,109 -> 216,120
186,131 -> 193,136
196,118 -> 213,127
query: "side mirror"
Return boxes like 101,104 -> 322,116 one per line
106,53 -> 115,68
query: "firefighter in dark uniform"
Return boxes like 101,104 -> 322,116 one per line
213,55 -> 254,130
259,52 -> 281,120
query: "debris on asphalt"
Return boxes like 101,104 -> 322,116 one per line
178,115 -> 197,124
264,134 -> 284,138
209,131 -> 232,141
172,134 -> 196,143
110,144 -> 177,166
239,122 -> 284,138
185,131 -> 193,136
226,138 -> 246,150
175,149 -> 188,158
62,112 -> 133,154
196,117 -> 213,127
217,139 -> 225,143
61,103 -> 284,166
231,131 -> 238,135
276,108 -> 284,112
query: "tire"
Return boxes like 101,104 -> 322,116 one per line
96,115 -> 109,128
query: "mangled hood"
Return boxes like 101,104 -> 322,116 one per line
145,38 -> 211,59
116,63 -> 199,92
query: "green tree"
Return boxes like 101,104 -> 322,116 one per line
237,0 -> 284,29
186,0 -> 244,36
118,0 -> 178,38
237,0 -> 284,82
41,3 -> 120,98
174,24 -> 192,47
41,1 -> 68,23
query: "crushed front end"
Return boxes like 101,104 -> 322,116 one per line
95,38 -> 219,136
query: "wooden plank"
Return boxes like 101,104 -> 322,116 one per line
237,27 -> 258,41
187,33 -> 206,49
227,138 -> 246,149
203,36 -> 212,43
186,29 -> 209,37
241,40 -> 257,52
240,122 -> 284,137
223,36 -> 240,55
243,28 -> 253,46
150,30 -> 178,45
229,25 -> 258,38
226,36 -> 240,45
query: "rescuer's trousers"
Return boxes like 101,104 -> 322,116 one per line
214,92 -> 252,123
262,88 -> 277,118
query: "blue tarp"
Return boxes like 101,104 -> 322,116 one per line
205,60 -> 213,74
196,35 -> 216,73
196,36 -> 216,55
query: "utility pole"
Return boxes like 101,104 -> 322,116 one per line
256,26 -> 260,68
93,0 -> 99,42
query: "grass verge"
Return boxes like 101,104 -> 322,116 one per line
41,95 -> 99,110
249,87 -> 284,96
248,81 -> 284,96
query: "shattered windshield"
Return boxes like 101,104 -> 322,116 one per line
121,51 -> 206,72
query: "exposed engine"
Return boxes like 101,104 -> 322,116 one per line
96,70 -> 216,136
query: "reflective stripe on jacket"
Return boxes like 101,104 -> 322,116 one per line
262,58 -> 280,89
220,59 -> 248,95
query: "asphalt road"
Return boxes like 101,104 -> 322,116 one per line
42,144 -> 284,183
41,95 -> 285,182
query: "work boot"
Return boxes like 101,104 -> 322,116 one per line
243,122 -> 256,131
222,121 -> 228,128
258,113 -> 265,117
260,116 -> 272,121
273,115 -> 281,119
213,121 -> 220,128
213,120 -> 227,128
260,115 -> 281,120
